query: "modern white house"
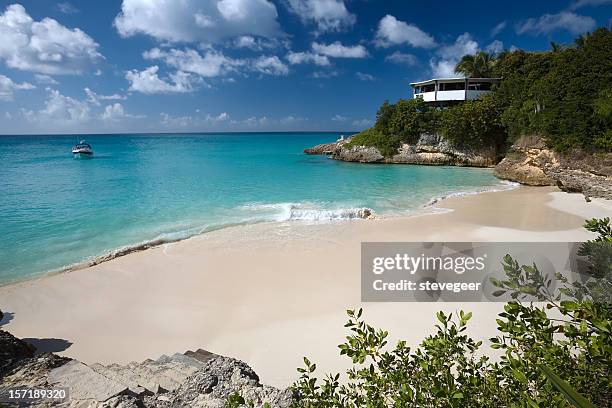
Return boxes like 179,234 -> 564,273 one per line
410,77 -> 502,106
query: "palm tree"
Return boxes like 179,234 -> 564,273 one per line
454,51 -> 495,78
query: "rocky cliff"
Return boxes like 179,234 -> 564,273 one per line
0,328 -> 293,408
305,135 -> 611,199
305,133 -> 500,167
494,137 -> 612,199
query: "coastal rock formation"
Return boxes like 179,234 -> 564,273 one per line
0,329 -> 293,407
493,139 -> 556,186
303,141 -> 343,155
0,329 -> 36,374
307,133 -> 500,167
495,137 -> 612,199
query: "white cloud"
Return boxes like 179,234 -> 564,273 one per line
279,114 -> 306,124
235,36 -> 259,49
486,40 -> 504,54
286,0 -> 356,33
101,103 -> 125,120
85,88 -> 127,106
125,66 -> 196,94
0,74 -> 35,101
570,0 -> 612,9
374,15 -> 436,48
233,35 -> 283,50
0,4 -> 102,75
160,112 -> 194,128
252,56 -> 289,75
311,70 -> 339,79
58,2 -> 79,14
312,41 -> 367,58
243,115 -> 270,127
429,60 -> 458,78
22,88 -> 89,125
331,114 -> 347,121
101,103 -> 144,120
286,51 -> 330,66
437,33 -> 479,60
351,118 -> 373,128
34,74 -> 59,85
143,47 -> 288,79
160,111 -> 230,128
490,21 -> 507,37
356,72 -> 375,81
429,33 -> 479,78
144,47 -> 242,78
114,0 -> 282,43
516,12 -> 596,35
385,51 -> 418,66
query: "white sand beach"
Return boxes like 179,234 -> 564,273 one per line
1,186 -> 611,388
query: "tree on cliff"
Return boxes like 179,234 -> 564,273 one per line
454,51 -> 495,78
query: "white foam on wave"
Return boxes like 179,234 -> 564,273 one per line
240,202 -> 374,221
424,180 -> 520,208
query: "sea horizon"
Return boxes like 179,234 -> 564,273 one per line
0,131 -> 362,136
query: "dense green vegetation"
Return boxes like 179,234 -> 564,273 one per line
347,98 -> 436,156
349,27 -> 612,156
439,94 -> 505,149
455,51 -> 495,78
292,218 -> 612,407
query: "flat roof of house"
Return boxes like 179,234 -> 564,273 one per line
410,77 -> 502,86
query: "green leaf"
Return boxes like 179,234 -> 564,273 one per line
511,369 -> 528,384
540,365 -> 597,408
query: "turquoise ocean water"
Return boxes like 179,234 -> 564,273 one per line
0,133 -> 509,284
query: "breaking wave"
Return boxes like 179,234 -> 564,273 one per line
239,202 -> 374,221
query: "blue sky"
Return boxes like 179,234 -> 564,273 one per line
0,0 -> 611,134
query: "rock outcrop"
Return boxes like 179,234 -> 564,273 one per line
307,133 -> 500,167
493,139 -> 556,186
0,330 -> 36,374
0,329 -> 293,407
304,141 -> 343,155
495,137 -> 612,199
305,135 -> 611,199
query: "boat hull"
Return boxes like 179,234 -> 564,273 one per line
73,151 -> 93,159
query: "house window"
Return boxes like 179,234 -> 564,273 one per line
422,84 -> 435,92
439,82 -> 465,91
468,82 -> 492,91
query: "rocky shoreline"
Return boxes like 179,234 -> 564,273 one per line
305,135 -> 612,199
306,133 -> 500,167
493,138 -> 612,200
0,322 -> 293,408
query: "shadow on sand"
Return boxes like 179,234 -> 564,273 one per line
0,310 -> 14,326
22,338 -> 73,354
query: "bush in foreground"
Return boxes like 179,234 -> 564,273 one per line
292,219 -> 611,407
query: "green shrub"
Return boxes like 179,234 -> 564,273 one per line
493,28 -> 612,152
440,95 -> 505,149
346,127 -> 401,158
292,219 -> 611,407
348,98 -> 436,157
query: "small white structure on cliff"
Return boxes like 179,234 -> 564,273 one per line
410,77 -> 501,106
